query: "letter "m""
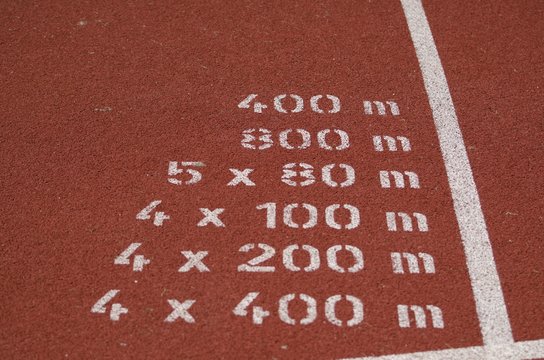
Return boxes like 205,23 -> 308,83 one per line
380,171 -> 420,189
391,252 -> 435,274
397,305 -> 444,329
373,135 -> 411,152
364,100 -> 400,116
386,212 -> 428,232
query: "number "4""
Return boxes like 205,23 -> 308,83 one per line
114,243 -> 150,271
91,290 -> 128,321
238,94 -> 267,113
233,292 -> 270,325
136,200 -> 170,226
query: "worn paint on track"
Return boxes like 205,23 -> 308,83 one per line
1,0 -> 542,359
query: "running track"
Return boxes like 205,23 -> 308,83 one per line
1,1 -> 543,359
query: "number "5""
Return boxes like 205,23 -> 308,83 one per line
168,161 -> 204,185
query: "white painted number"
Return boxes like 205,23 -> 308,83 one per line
114,243 -> 150,271
257,203 -> 360,230
283,203 -> 318,229
325,204 -> 360,229
238,243 -> 276,272
238,94 -> 341,114
317,129 -> 350,150
325,295 -> 364,327
322,163 -> 355,187
234,292 -> 364,327
326,245 -> 365,273
241,128 -> 273,150
255,202 -> 277,229
241,128 -> 350,151
238,94 -> 267,113
281,163 -> 316,187
283,245 -> 320,272
238,244 -> 364,273
274,94 -> 304,113
279,129 -> 311,149
168,161 -> 203,185
310,95 -> 341,114
232,292 -> 270,325
136,200 -> 170,226
279,294 -> 317,325
91,290 -> 128,321
281,163 -> 355,187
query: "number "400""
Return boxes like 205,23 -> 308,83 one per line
233,292 -> 363,327
238,94 -> 341,114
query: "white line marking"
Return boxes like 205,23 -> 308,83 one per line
400,0 -> 513,346
342,339 -> 544,360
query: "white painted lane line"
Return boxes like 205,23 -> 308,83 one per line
342,339 -> 544,360
400,0 -> 513,346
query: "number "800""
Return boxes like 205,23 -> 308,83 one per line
242,128 -> 350,151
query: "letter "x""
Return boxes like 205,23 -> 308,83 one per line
178,251 -> 210,272
197,208 -> 225,227
228,168 -> 255,186
164,299 -> 196,323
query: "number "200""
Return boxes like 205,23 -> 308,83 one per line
238,243 -> 364,273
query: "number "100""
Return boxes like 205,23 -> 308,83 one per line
256,202 -> 360,230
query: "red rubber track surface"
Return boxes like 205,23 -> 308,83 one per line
1,1 -> 542,359
425,1 -> 544,343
